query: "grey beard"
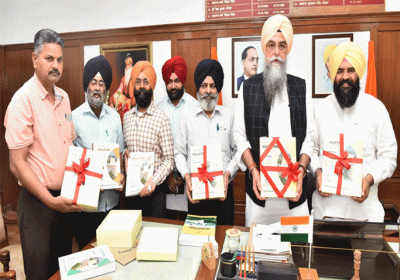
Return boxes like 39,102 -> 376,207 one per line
263,58 -> 287,104
197,92 -> 219,112
87,90 -> 104,110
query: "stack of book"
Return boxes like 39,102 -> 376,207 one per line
178,215 -> 217,247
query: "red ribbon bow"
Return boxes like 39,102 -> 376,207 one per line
323,134 -> 363,195
259,137 -> 299,198
65,148 -> 103,205
191,146 -> 223,200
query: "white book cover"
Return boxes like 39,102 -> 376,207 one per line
58,245 -> 115,280
137,227 -> 179,261
322,134 -> 363,197
92,143 -> 121,190
125,152 -> 154,197
190,144 -> 224,200
259,137 -> 297,198
61,146 -> 104,212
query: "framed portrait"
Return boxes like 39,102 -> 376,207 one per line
232,37 -> 265,98
312,33 -> 353,98
100,42 -> 152,121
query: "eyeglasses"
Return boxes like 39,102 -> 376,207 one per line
135,79 -> 150,86
266,43 -> 288,52
90,79 -> 106,88
246,57 -> 259,63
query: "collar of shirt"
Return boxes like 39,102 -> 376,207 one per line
33,73 -> 63,102
132,100 -> 156,115
194,104 -> 222,119
82,101 -> 109,119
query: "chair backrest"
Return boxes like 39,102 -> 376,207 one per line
0,206 -> 8,248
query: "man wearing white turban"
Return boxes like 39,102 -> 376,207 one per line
302,41 -> 397,222
234,15 -> 313,226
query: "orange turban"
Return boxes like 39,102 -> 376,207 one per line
130,61 -> 157,90
261,14 -> 293,55
162,56 -> 187,86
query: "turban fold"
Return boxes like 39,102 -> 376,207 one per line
324,44 -> 337,64
261,14 -> 293,55
328,42 -> 366,83
194,59 -> 224,93
83,55 -> 112,91
162,56 -> 187,86
131,61 -> 157,90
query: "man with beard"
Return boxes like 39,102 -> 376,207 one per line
4,29 -> 81,279
302,41 -> 397,222
157,56 -> 198,219
123,61 -> 174,217
237,46 -> 259,91
71,55 -> 124,249
234,15 -> 312,226
175,59 -> 240,225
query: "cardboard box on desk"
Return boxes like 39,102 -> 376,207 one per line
61,146 -> 104,212
92,143 -> 122,190
137,227 -> 179,261
322,133 -> 363,197
97,210 -> 142,248
259,137 -> 298,198
190,144 -> 224,200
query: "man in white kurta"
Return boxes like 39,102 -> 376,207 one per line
302,41 -> 397,222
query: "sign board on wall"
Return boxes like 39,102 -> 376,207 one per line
206,0 -> 385,20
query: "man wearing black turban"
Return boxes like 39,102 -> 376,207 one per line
175,59 -> 240,225
71,55 -> 125,249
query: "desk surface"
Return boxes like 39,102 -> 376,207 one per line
49,217 -> 244,280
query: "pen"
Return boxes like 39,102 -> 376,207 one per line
106,130 -> 109,136
216,123 -> 219,131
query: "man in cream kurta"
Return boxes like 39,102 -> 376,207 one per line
302,41 -> 397,222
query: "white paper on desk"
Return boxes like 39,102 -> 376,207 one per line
253,223 -> 290,254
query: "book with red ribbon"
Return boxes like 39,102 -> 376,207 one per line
322,134 -> 363,197
61,146 -> 104,212
190,144 -> 224,200
260,137 -> 298,198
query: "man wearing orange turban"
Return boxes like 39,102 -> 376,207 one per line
157,56 -> 198,218
234,14 -> 312,227
302,41 -> 397,222
123,61 -> 174,218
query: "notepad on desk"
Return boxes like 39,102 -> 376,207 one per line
137,227 -> 179,261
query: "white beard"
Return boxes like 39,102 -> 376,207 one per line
263,56 -> 287,104
124,67 -> 133,88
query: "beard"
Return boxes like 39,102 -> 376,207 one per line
124,66 -> 132,88
134,88 -> 153,108
197,92 -> 219,112
333,77 -> 360,109
167,86 -> 184,102
87,88 -> 105,110
263,56 -> 287,104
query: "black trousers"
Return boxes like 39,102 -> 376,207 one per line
188,182 -> 234,225
18,188 -> 73,280
124,181 -> 167,218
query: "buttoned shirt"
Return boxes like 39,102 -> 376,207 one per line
174,105 -> 239,180
123,101 -> 174,186
302,92 -> 397,222
72,101 -> 124,212
4,74 -> 75,190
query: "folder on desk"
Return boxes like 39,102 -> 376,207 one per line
137,227 -> 179,261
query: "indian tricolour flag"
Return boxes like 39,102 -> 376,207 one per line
280,215 -> 313,243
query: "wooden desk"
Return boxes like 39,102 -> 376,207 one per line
49,217 -> 246,280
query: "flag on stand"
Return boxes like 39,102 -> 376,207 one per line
365,40 -> 377,98
211,46 -> 223,105
280,215 -> 313,243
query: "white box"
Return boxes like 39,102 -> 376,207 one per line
96,210 -> 142,248
125,152 -> 154,197
137,227 -> 178,261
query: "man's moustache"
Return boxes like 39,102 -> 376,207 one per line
49,70 -> 60,75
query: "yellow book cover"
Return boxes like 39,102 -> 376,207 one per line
179,215 -> 217,247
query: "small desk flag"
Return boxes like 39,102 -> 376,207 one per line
280,215 -> 313,244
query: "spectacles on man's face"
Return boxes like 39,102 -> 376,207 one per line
246,57 -> 259,63
90,79 -> 106,88
266,42 -> 288,52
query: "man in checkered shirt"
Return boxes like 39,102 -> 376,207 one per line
123,61 -> 174,218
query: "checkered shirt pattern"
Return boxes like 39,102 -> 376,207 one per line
123,101 -> 174,186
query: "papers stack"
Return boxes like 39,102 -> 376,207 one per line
58,245 -> 115,280
252,223 -> 291,262
179,215 -> 217,247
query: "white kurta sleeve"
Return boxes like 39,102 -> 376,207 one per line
174,112 -> 190,177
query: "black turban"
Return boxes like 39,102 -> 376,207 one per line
83,55 -> 113,91
194,59 -> 224,93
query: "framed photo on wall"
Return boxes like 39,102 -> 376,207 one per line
100,42 -> 152,121
312,33 -> 353,98
231,37 -> 264,98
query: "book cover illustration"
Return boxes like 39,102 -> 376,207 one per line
93,143 -> 121,190
126,152 -> 154,197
